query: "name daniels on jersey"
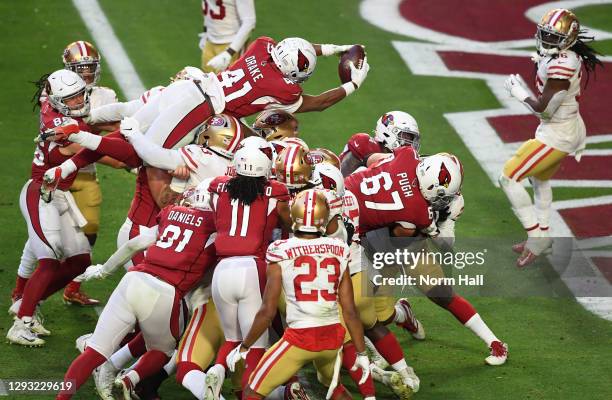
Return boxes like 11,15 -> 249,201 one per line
284,243 -> 346,259
245,56 -> 264,82
167,210 -> 203,227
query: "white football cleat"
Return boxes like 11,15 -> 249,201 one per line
204,364 -> 225,400
111,375 -> 135,400
370,365 -> 417,399
485,341 -> 508,366
396,298 -> 426,340
517,237 -> 553,267
9,302 -> 51,336
94,361 -> 118,400
6,319 -> 45,347
284,380 -> 311,400
75,333 -> 92,353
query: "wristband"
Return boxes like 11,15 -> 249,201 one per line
342,82 -> 356,96
356,351 -> 368,357
320,44 -> 335,57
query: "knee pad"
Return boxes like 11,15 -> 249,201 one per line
426,284 -> 454,308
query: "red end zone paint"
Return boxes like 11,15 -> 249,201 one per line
591,257 -> 612,284
440,51 -> 612,141
558,204 -> 612,238
555,156 -> 612,181
399,0 -> 546,42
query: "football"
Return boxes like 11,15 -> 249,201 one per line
338,45 -> 365,83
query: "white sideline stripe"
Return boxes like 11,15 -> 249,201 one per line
72,0 -> 145,99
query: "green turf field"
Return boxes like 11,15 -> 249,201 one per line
1,1 -> 611,399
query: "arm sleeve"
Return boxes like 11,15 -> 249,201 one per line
229,0 -> 256,52
127,130 -> 183,170
88,99 -> 143,124
265,96 -> 303,114
100,230 -> 158,276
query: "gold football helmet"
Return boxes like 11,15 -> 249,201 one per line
536,9 -> 580,55
253,110 -> 299,141
62,41 -> 101,86
274,145 -> 313,189
197,114 -> 244,158
290,189 -> 330,234
306,148 -> 341,169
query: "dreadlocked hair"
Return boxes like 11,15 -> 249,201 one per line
570,32 -> 604,88
31,73 -> 50,111
227,175 -> 268,205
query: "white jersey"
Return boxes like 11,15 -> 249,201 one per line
202,0 -> 255,47
535,49 -> 586,154
170,145 -> 233,191
342,189 -> 363,274
266,236 -> 349,329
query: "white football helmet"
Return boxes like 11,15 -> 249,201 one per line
313,163 -> 345,197
233,137 -> 274,178
47,69 -> 90,117
416,153 -> 463,210
179,186 -> 211,210
271,38 -> 317,83
375,111 -> 420,152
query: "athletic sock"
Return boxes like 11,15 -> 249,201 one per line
110,337 -> 141,370
181,368 -> 207,400
342,342 -> 375,397
18,258 -> 59,318
128,350 -> 169,386
373,331 -> 405,365
446,295 -> 477,324
57,347 -> 107,399
12,275 -> 29,299
464,314 -> 499,347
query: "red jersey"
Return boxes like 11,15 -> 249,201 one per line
127,168 -> 159,227
219,37 -> 303,118
209,176 -> 290,259
30,101 -> 92,190
344,146 -> 433,234
339,133 -> 383,164
131,205 -> 216,295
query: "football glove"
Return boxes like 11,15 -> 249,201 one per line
82,264 -> 108,281
350,352 -> 371,385
120,117 -> 140,139
207,51 -> 232,71
504,74 -> 530,102
342,215 -> 355,245
350,57 -> 370,89
226,345 -> 249,372
320,44 -> 355,56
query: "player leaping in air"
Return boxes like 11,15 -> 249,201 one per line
501,8 -> 603,267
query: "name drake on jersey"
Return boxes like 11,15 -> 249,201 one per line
245,55 -> 264,82
167,210 -> 204,227
282,242 -> 347,259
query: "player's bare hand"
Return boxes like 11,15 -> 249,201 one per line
350,352 -> 371,385
170,165 -> 190,180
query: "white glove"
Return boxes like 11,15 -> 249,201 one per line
226,345 -> 249,373
350,352 -> 371,385
350,56 -> 370,89
82,264 -> 108,281
43,167 -> 62,185
120,117 -> 140,139
198,32 -> 207,50
207,50 -> 232,71
320,44 -> 355,56
504,74 -> 530,102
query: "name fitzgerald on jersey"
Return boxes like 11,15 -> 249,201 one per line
167,210 -> 204,227
283,243 -> 346,259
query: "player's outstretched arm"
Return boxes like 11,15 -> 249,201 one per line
504,75 -> 569,119
121,117 -> 184,170
241,263 -> 282,349
296,57 -> 370,113
81,230 -> 157,280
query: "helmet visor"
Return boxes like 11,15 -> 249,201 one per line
394,128 -> 420,151
536,26 -> 566,50
68,62 -> 99,84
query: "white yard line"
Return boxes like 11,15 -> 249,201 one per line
72,0 -> 146,99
